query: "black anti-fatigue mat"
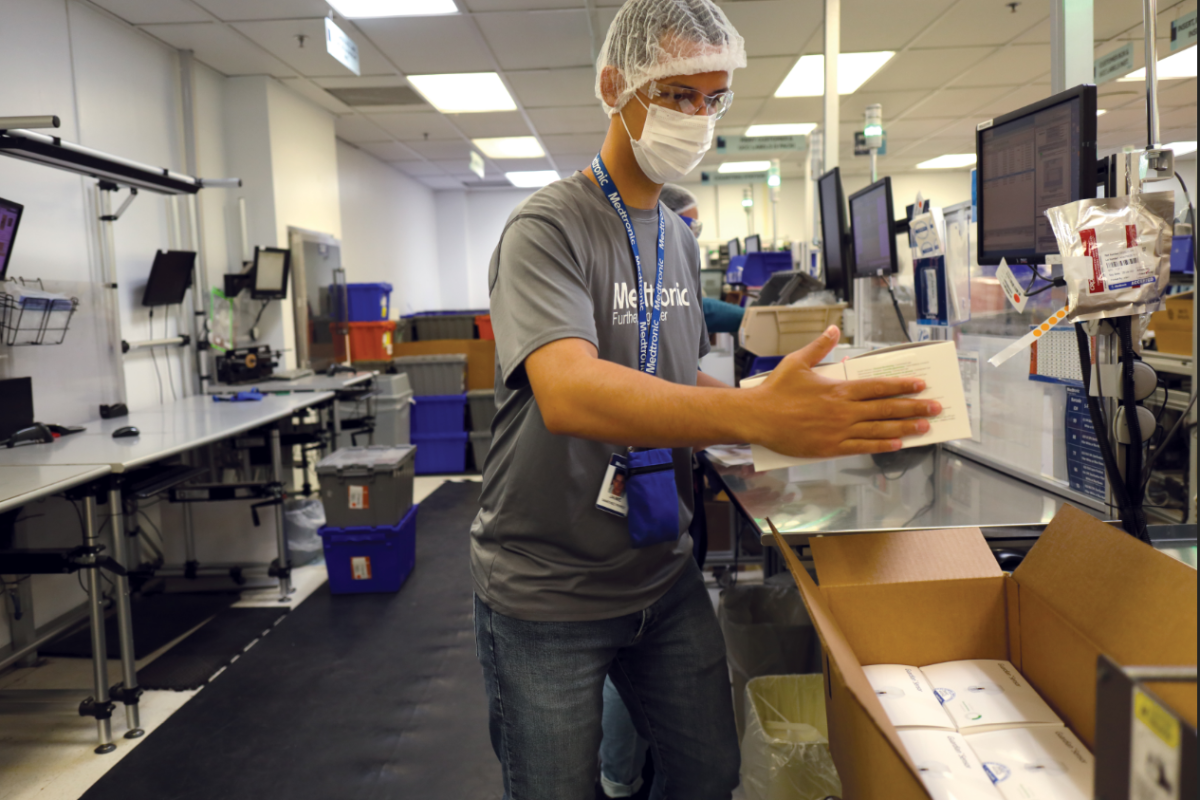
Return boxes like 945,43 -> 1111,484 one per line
41,592 -> 238,660
82,482 -> 502,800
137,608 -> 289,691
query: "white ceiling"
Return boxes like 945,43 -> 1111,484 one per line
91,0 -> 1198,188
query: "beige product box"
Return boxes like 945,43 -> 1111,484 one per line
863,664 -> 956,731
897,729 -> 1002,800
921,660 -> 1062,733
768,505 -> 1197,800
965,726 -> 1093,800
738,303 -> 846,356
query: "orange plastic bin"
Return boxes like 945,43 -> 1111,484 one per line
475,314 -> 494,341
331,321 -> 395,362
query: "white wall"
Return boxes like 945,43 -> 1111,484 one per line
336,141 -> 441,316
435,187 -> 534,310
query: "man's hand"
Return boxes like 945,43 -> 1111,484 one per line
746,326 -> 940,458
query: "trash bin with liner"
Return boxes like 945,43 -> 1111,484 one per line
740,674 -> 842,800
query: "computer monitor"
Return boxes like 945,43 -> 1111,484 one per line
849,177 -> 899,278
744,234 -> 761,254
0,377 -> 34,443
142,250 -> 196,307
252,246 -> 291,300
0,197 -> 24,281
976,84 -> 1097,265
818,167 -> 853,303
727,238 -> 741,258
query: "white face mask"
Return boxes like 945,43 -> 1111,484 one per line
621,99 -> 716,184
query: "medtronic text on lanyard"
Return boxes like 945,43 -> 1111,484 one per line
589,153 -> 680,549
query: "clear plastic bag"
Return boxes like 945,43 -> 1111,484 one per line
740,675 -> 842,800
283,498 -> 326,564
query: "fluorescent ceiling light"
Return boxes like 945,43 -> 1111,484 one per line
327,0 -> 458,17
1097,109 -> 1108,116
775,52 -> 895,97
506,170 -> 560,188
718,161 -> 772,173
744,123 -> 818,136
917,154 -> 977,169
472,137 -> 544,159
407,73 -> 517,113
1119,48 -> 1199,81
1165,140 -> 1198,157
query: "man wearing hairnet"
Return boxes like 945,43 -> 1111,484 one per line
472,1 -> 941,797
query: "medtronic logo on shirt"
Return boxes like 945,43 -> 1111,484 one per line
612,281 -> 692,326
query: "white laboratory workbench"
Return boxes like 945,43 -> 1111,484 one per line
0,465 -> 112,514
203,371 -> 374,394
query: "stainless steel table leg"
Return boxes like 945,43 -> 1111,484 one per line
82,495 -> 116,754
106,486 -> 143,738
270,427 -> 292,601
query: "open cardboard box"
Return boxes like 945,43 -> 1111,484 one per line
770,505 -> 1197,799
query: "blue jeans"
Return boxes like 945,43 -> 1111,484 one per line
474,561 -> 739,800
600,675 -> 648,796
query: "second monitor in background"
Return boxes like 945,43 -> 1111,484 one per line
849,177 -> 899,278
252,246 -> 291,300
817,167 -> 853,304
743,234 -> 761,254
727,237 -> 741,258
0,196 -> 25,281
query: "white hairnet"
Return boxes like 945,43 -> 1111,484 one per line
660,184 -> 699,214
595,0 -> 746,117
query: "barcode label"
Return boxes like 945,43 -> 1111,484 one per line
348,485 -> 369,509
1099,244 -> 1156,291
351,556 -> 372,580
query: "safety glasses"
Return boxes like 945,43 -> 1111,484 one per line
643,81 -> 734,120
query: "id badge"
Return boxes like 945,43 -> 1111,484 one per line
595,453 -> 629,518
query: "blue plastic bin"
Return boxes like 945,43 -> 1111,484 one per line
319,503 -> 418,595
411,394 -> 467,434
725,252 -> 792,286
748,355 -> 784,376
332,283 -> 393,321
410,432 -> 468,474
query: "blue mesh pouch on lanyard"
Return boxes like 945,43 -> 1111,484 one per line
626,448 -> 681,548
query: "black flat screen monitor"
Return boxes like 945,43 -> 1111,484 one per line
142,250 -> 196,307
0,197 -> 24,281
976,83 -> 1097,265
849,177 -> 899,277
744,234 -> 761,253
727,238 -> 741,258
818,167 -> 853,303
252,246 -> 291,300
0,377 -> 34,443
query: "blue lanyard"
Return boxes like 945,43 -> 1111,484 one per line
590,154 -> 665,376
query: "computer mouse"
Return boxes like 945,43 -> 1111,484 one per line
112,426 -> 140,438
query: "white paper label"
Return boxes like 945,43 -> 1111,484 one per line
995,259 -> 1029,312
1098,244 -> 1156,291
958,351 -> 982,443
348,485 -> 368,510
350,556 -> 372,580
912,212 -> 945,258
1130,688 -> 1181,800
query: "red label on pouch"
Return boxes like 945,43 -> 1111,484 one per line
1081,229 -> 1103,293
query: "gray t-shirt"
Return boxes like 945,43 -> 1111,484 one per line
469,170 -> 710,622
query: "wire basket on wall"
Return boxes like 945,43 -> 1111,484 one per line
0,278 -> 79,345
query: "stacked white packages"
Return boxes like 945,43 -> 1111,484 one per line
864,660 -> 1092,800
966,727 -> 1094,800
898,730 -> 1004,800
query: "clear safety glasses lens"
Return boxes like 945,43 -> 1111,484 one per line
646,82 -> 733,120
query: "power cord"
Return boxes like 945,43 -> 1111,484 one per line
885,279 -> 912,342
148,310 -> 164,405
1176,171 -> 1197,273
250,300 -> 270,339
164,305 -> 177,401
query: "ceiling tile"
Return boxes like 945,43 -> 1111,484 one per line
335,114 -> 391,143
465,0 -> 583,9
900,86 -> 1012,119
839,0 -> 959,51
1157,79 -> 1199,107
357,141 -> 424,161
839,90 -> 929,121
1160,106 -> 1199,130
540,133 -> 605,156
404,139 -> 474,159
445,111 -> 532,138
972,84 -> 1058,119
924,2 -> 1053,48
1098,107 -> 1148,132
278,78 -> 353,114
526,106 -> 609,135
955,44 -> 1051,87
862,49 -> 989,92
435,159 -> 487,178
476,10 -> 592,71
1093,0 -> 1147,41
507,68 -> 597,108
354,16 -> 496,74
192,0 -> 331,20
140,22 -> 297,77
734,57 -> 797,99
716,102 -> 765,127
489,156 -> 556,172
423,176 -> 468,190
719,0 -> 823,59
883,118 -> 960,140
752,97 -> 825,123
89,0 -> 211,24
1015,17 -> 1052,44
369,110 -> 462,139
392,160 -> 449,177
232,19 -> 394,77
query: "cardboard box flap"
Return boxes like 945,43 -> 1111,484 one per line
810,528 -> 1002,587
767,521 -> 918,775
1014,504 -> 1197,673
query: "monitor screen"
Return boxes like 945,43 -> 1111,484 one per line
849,177 -> 898,277
252,247 -> 290,300
142,250 -> 196,307
0,197 -> 24,281
727,238 -> 741,258
818,167 -> 851,302
744,234 -> 761,254
977,84 -> 1096,264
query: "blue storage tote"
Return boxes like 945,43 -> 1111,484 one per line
410,432 -> 468,474
332,283 -> 393,321
411,393 -> 467,434
747,355 -> 784,376
319,503 -> 418,595
725,252 -> 792,286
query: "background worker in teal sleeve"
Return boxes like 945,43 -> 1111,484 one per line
660,184 -> 745,334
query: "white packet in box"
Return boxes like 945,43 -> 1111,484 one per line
966,726 -> 1093,800
864,664 -> 956,730
899,729 -> 1003,800
921,660 -> 1061,733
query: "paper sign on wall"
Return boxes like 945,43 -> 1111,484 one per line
325,18 -> 360,76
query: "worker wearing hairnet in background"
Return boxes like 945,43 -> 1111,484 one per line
472,0 -> 941,797
660,184 -> 746,335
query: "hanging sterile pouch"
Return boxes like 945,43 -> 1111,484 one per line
626,448 -> 681,549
